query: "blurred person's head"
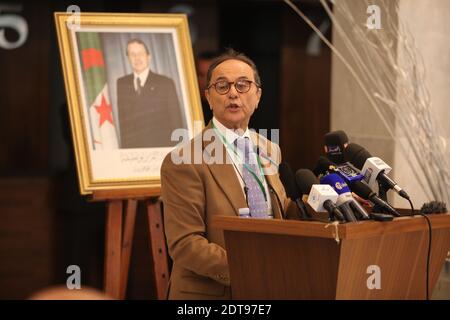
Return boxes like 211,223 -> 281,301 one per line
29,285 -> 113,300
196,51 -> 218,102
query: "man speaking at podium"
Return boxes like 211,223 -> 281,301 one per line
161,49 -> 298,299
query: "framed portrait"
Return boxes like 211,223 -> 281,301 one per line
54,13 -> 203,195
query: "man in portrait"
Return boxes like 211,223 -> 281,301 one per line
117,38 -> 185,148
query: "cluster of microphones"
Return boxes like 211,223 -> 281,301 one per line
279,130 -> 413,223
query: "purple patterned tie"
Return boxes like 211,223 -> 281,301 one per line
234,137 -> 270,218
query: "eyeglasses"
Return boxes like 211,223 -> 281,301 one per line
207,79 -> 260,95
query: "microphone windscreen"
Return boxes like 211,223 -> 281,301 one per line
313,156 -> 336,176
295,169 -> 319,195
344,143 -> 372,169
279,162 -> 300,200
420,201 -> 447,214
325,130 -> 349,145
325,130 -> 349,164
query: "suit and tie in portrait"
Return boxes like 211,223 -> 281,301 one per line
117,38 -> 185,148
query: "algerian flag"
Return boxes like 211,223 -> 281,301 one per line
77,32 -> 118,150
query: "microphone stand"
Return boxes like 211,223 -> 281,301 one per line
377,180 -> 389,202
372,179 -> 393,214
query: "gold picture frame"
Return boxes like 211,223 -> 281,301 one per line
54,12 -> 203,195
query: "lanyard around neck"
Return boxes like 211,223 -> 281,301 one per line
212,121 -> 267,201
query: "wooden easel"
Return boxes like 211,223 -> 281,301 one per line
90,188 -> 169,300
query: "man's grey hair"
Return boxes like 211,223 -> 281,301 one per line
206,48 -> 261,88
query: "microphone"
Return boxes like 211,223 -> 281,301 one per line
337,202 -> 358,222
350,180 -> 401,217
314,156 -> 401,217
295,169 -> 345,222
344,143 -> 410,200
320,173 -> 370,220
279,162 -> 310,220
324,130 -> 349,164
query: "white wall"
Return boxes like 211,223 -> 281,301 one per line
331,0 -> 450,208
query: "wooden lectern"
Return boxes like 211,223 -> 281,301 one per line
211,214 -> 450,299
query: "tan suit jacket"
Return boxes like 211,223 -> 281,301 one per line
161,123 -> 298,300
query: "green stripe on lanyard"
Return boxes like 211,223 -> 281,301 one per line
212,121 -> 267,202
